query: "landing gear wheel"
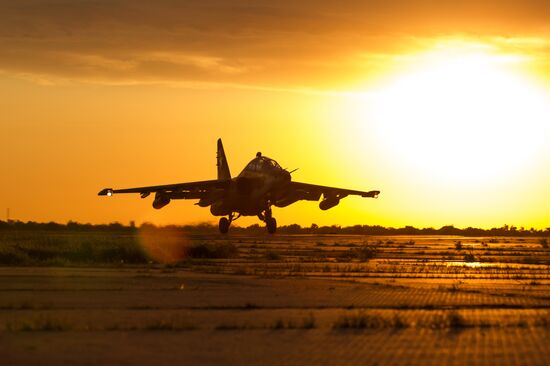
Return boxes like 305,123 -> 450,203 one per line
266,217 -> 277,234
219,217 -> 230,234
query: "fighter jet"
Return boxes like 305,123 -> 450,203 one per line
98,139 -> 380,234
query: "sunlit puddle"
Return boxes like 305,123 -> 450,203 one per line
445,261 -> 486,268
444,261 -> 549,269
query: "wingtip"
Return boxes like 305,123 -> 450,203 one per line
363,190 -> 380,198
98,188 -> 113,196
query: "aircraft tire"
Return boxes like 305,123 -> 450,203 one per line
266,217 -> 277,234
219,217 -> 230,234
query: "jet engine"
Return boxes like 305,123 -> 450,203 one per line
319,197 -> 339,210
152,193 -> 170,209
274,192 -> 302,208
210,201 -> 231,216
274,197 -> 301,208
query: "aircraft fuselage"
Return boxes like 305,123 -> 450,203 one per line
209,157 -> 291,217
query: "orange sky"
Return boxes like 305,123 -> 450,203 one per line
1,0 -> 549,228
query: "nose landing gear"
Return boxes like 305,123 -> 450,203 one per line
218,212 -> 240,234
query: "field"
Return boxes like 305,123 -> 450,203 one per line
2,231 -> 550,365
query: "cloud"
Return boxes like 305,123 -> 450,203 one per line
1,0 -> 549,89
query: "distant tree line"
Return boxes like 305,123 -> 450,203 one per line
0,220 -> 549,237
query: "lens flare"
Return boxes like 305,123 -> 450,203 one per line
137,225 -> 189,263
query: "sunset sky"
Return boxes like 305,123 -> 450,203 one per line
1,0 -> 549,228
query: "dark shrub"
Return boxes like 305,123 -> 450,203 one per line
186,242 -> 239,259
265,250 -> 281,260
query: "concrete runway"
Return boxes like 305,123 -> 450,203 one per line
1,266 -> 550,365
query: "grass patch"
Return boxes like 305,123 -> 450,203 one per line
214,314 -> 313,331
333,311 -> 402,329
342,245 -> 378,262
423,311 -> 468,329
7,318 -> 70,332
185,242 -> 239,259
0,231 -> 148,265
392,313 -> 409,329
533,314 -> 550,327
440,280 -> 463,292
269,315 -> 316,330
271,319 -> 287,330
215,324 -> 250,330
463,252 -> 476,262
302,313 -> 316,329
447,311 -> 467,328
264,250 -> 281,260
333,311 -> 478,331
144,320 -> 197,331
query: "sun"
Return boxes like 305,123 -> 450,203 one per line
366,43 -> 550,187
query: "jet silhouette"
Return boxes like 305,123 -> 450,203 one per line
99,139 -> 380,233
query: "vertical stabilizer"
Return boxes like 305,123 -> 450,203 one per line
217,138 -> 231,180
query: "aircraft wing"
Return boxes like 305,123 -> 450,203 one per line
98,179 -> 230,199
288,181 -> 380,200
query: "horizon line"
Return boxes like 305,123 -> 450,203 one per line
1,219 -> 549,234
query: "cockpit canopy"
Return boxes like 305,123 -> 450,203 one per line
241,156 -> 283,174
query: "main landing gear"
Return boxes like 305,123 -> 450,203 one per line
218,208 -> 277,234
258,207 -> 277,234
218,217 -> 230,234
218,212 -> 240,234
266,217 -> 277,234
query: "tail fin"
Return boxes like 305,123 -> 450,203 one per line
217,138 -> 231,180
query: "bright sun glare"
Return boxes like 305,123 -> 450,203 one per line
367,43 -> 550,186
